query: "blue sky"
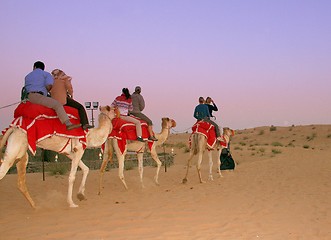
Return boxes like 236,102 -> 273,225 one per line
0,0 -> 330,132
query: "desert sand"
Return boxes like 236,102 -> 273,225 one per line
1,124 -> 331,240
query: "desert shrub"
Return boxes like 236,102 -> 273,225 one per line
175,142 -> 187,149
269,125 -> 277,131
259,148 -> 265,153
327,134 -> 331,139
183,146 -> 190,153
258,130 -> 265,135
303,145 -> 310,149
271,142 -> 283,147
234,146 -> 242,150
287,142 -> 295,147
271,149 -> 282,154
125,160 -> 136,170
306,133 -> 317,141
163,143 -> 175,148
239,142 -> 246,146
48,164 -> 67,176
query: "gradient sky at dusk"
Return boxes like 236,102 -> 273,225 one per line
1,0 -> 330,132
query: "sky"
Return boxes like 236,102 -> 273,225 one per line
0,0 -> 330,133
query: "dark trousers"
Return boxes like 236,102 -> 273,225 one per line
65,97 -> 89,126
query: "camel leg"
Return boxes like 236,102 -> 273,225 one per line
150,150 -> 162,186
98,142 -> 112,195
76,160 -> 89,201
207,150 -> 214,181
196,151 -> 206,183
16,153 -> 36,208
216,148 -> 223,177
182,151 -> 194,184
117,154 -> 128,189
137,152 -> 145,188
67,152 -> 83,208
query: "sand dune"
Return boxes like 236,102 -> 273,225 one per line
1,124 -> 331,239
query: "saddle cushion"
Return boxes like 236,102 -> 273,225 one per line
108,117 -> 153,154
190,120 -> 217,149
4,102 -> 86,155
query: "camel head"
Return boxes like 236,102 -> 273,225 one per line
223,127 -> 235,138
51,69 -> 72,81
99,105 -> 116,120
161,118 -> 176,130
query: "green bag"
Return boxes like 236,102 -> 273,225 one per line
21,87 -> 28,101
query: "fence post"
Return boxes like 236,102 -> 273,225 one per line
163,144 -> 167,172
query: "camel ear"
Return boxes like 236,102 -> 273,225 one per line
171,119 -> 176,128
106,105 -> 110,111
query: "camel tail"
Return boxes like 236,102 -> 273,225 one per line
0,127 -> 14,160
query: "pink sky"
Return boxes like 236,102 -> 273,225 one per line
1,0 -> 330,132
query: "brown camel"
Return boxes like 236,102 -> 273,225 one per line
182,127 -> 234,184
98,117 -> 176,193
0,106 -> 115,208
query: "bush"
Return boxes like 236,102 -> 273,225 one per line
270,125 -> 277,131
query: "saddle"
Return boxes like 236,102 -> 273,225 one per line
108,117 -> 154,154
3,101 -> 86,155
190,120 -> 217,149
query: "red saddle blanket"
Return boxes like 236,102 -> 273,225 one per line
108,117 -> 153,154
2,101 -> 86,155
190,121 -> 217,149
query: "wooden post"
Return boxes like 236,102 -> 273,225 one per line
163,144 -> 167,172
41,148 -> 45,181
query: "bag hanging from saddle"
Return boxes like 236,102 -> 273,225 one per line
21,86 -> 28,101
220,148 -> 235,170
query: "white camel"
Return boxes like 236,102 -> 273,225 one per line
98,117 -> 176,193
182,127 -> 234,184
0,105 -> 115,208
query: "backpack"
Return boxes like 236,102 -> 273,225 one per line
220,147 -> 235,170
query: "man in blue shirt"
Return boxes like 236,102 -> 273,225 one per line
25,61 -> 81,130
193,97 -> 221,140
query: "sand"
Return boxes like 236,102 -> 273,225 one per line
1,124 -> 331,240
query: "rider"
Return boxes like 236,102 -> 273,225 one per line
111,88 -> 145,142
130,86 -> 158,141
24,61 -> 81,130
51,69 -> 93,130
193,97 -> 221,141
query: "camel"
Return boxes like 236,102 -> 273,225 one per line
98,117 -> 176,193
0,105 -> 115,208
182,127 -> 234,184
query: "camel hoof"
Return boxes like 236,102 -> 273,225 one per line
77,193 -> 86,201
69,203 -> 79,208
182,178 -> 188,184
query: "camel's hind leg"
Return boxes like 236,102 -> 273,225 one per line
196,151 -> 206,183
98,141 -> 112,195
137,152 -> 145,188
118,154 -> 128,189
182,151 -> 194,184
207,150 -> 214,181
216,148 -> 223,178
150,150 -> 162,186
77,160 -> 89,201
16,153 -> 36,208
